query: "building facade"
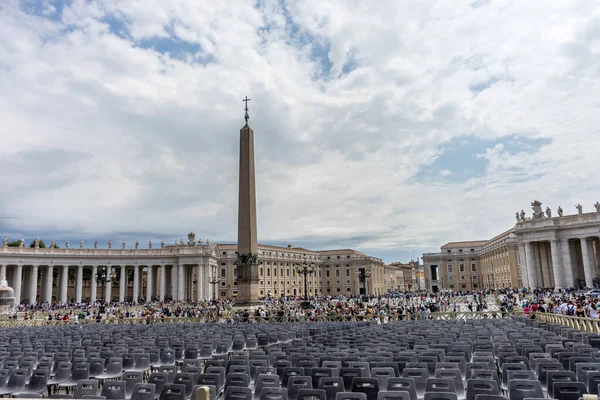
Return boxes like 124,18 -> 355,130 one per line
423,241 -> 487,292
423,201 -> 600,291
384,260 -> 422,292
0,238 -> 385,304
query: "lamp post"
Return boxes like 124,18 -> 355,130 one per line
208,268 -> 218,301
95,267 -> 115,312
192,274 -> 197,300
295,257 -> 315,309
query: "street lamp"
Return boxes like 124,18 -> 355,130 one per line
95,266 -> 116,307
357,267 -> 371,297
208,268 -> 218,301
295,257 -> 315,309
192,274 -> 197,300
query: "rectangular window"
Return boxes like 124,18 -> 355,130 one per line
260,267 -> 263,276
286,269 -> 290,277
459,264 -> 465,272
461,284 -> 466,289
326,270 -> 330,277
281,268 -> 283,276
267,269 -> 270,277
221,268 -> 226,278
336,270 -> 340,277
346,269 -> 350,277
460,275 -> 466,281
449,284 -> 454,289
273,268 -> 277,277
471,264 -> 477,272
448,275 -> 455,281
473,276 -> 478,281
447,264 -> 453,273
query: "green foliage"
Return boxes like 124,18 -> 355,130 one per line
7,240 -> 21,247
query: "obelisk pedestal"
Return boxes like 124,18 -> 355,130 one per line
235,121 -> 261,308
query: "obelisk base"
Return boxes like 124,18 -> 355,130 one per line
235,263 -> 261,308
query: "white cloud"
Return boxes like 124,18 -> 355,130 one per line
0,0 -> 599,261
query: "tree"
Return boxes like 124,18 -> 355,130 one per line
29,240 -> 47,248
7,240 -> 21,247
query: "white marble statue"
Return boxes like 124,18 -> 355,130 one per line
65,240 -> 69,249
2,237 -> 7,247
595,201 -> 600,213
148,241 -> 152,249
50,240 -> 56,248
558,206 -> 563,217
135,241 -> 139,249
187,232 -> 196,247
515,212 -> 520,223
34,238 -> 40,248
108,240 -> 112,249
19,239 -> 25,248
576,204 -> 583,215
197,238 -> 202,246
181,239 -> 185,247
545,207 -> 552,218
80,240 -> 84,249
174,239 -> 179,247
160,240 -> 165,249
94,241 -> 98,249
520,210 -> 526,221
531,200 -> 544,219
122,241 -> 126,250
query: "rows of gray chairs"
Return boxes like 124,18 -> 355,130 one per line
1,318 -> 600,400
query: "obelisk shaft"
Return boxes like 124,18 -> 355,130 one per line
236,123 -> 260,306
237,124 -> 258,254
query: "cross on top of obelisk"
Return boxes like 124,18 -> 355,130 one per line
243,96 -> 250,125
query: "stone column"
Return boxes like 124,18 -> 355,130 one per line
75,265 -> 83,303
119,266 -> 126,302
60,265 -> 68,303
44,266 -> 53,303
0,264 -> 6,282
525,242 -> 538,288
178,264 -> 185,301
29,265 -> 39,304
581,238 -> 594,288
550,240 -> 563,289
133,265 -> 140,304
519,244 -> 529,288
171,265 -> 178,301
160,266 -> 167,301
146,266 -> 153,302
13,265 -> 23,304
105,269 -> 112,303
90,265 -> 97,304
561,240 -> 574,288
196,264 -> 203,301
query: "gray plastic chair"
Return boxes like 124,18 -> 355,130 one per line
377,392 -> 410,400
546,371 -> 576,398
260,387 -> 289,400
0,368 -> 28,396
423,393 -> 458,400
288,376 -> 313,400
226,386 -> 253,400
425,378 -> 456,394
350,377 -> 379,400
74,380 -> 100,399
335,393 -> 366,400
435,369 -> 464,400
319,377 -> 345,400
160,383 -> 187,400
255,374 -> 281,399
507,379 -> 543,400
552,381 -> 587,400
131,383 -> 156,400
124,371 -> 145,398
101,380 -> 126,400
387,377 -> 417,400
402,369 -> 427,399
465,379 -> 499,400
297,389 -> 327,400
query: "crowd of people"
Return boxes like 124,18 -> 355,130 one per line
4,290 -> 504,323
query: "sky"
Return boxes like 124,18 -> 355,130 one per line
1,0 -> 599,263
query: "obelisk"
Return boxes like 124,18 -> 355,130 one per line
235,96 -> 261,307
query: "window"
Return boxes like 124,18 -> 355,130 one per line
260,281 -> 263,285
447,250 -> 451,253
449,284 -> 454,289
337,256 -> 340,259
326,270 -> 330,277
471,249 -> 475,252
260,267 -> 263,276
336,270 -> 340,277
459,249 -> 463,252
459,264 -> 465,272
267,269 -> 270,277
448,264 -> 453,273
471,264 -> 477,272
274,268 -> 277,277
347,288 -> 351,291
286,269 -> 290,276
221,262 -> 226,266
222,252 -> 227,255
221,291 -> 226,297
461,284 -> 466,289
347,255 -> 350,258
281,268 -> 283,276
221,268 -> 226,278
221,282 -> 226,286
337,288 -> 341,292
460,275 -> 466,281
346,269 -> 350,277
448,275 -> 455,281
473,276 -> 478,281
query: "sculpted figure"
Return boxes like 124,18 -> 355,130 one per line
94,241 -> 98,249
558,206 -> 563,217
80,240 -> 84,249
122,241 -> 126,249
187,232 -> 196,247
34,238 -> 40,248
545,207 -> 552,218
20,238 -> 25,248
149,240 -> 152,249
531,200 -> 544,219
135,241 -> 139,249
108,240 -> 112,249
576,204 -> 583,215
595,201 -> 600,213
520,210 -> 526,221
50,239 -> 56,248
160,240 -> 165,249
2,237 -> 7,247
65,240 -> 69,249
515,212 -> 520,223
181,239 -> 185,247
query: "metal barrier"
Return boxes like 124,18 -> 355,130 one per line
0,310 -> 523,328
528,312 -> 600,333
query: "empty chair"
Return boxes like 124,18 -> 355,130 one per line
425,378 -> 456,394
288,376 -> 313,400
387,377 -> 417,400
319,377 -> 345,400
133,354 -> 151,374
551,381 -> 587,400
335,393 -> 367,400
423,394 -> 457,400
101,380 -> 126,400
296,389 -> 327,400
131,383 -> 156,400
435,369 -> 464,400
341,369 -> 364,392
255,374 -> 281,399
60,362 -> 90,392
351,377 -> 379,400
377,392 -> 411,400
575,363 -> 600,383
160,383 -> 187,400
12,369 -> 49,397
0,368 -> 28,396
205,366 -> 226,389
49,395 -> 74,399
402,369 -> 427,399
96,358 -> 124,381
311,368 -> 335,388
173,373 -> 195,399
547,371 -> 576,398
470,371 -> 498,387
124,371 -> 144,399
465,379 -> 499,400
501,364 -> 527,391
260,387 -> 289,400
371,368 -> 395,390
225,373 -> 251,391
160,366 -> 177,384
49,362 -> 72,387
586,371 -> 600,394
507,379 -> 543,400
14,394 -> 43,398
283,368 -> 306,387
505,370 -> 535,382
74,380 -> 100,399
225,386 -> 253,400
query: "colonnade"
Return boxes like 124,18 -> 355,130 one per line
0,263 -> 217,304
521,236 -> 600,289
